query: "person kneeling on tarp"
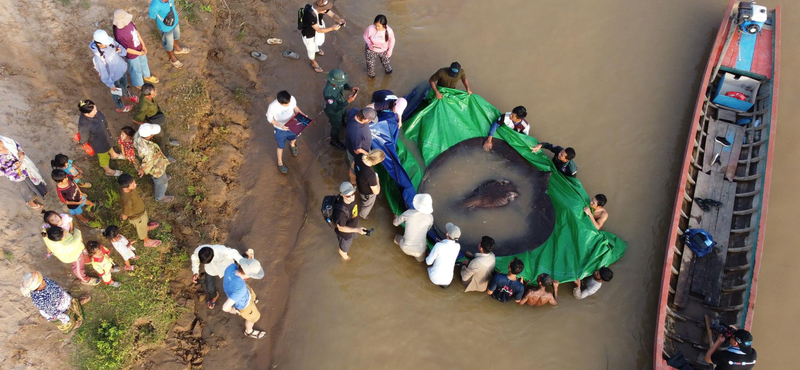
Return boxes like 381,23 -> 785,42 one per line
483,106 -> 530,151
393,194 -> 434,262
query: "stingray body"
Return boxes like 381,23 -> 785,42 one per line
461,179 -> 519,209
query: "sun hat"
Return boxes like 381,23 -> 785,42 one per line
20,271 -> 43,297
239,258 -> 264,279
447,62 -> 461,78
113,9 -> 133,29
93,29 -> 115,46
339,182 -> 356,196
445,222 -> 461,239
412,193 -> 433,214
327,69 -> 348,85
138,123 -> 161,137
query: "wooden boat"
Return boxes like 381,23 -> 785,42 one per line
654,0 -> 780,369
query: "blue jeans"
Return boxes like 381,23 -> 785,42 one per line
152,173 -> 170,200
162,25 -> 181,52
111,75 -> 130,109
127,55 -> 152,88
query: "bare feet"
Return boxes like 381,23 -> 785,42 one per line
79,296 -> 91,305
338,249 -> 350,261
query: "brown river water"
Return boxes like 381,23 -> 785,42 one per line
232,0 -> 799,369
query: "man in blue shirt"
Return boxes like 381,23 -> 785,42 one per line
222,258 -> 266,339
149,0 -> 190,69
486,258 -> 525,303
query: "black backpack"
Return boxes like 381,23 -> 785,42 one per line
297,4 -> 313,30
321,195 -> 348,228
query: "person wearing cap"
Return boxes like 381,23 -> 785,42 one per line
483,106 -> 530,151
90,29 -> 136,113
300,0 -> 344,73
112,9 -> 159,89
222,258 -> 266,339
367,91 -> 408,127
148,0 -> 190,69
134,124 -> 174,203
20,271 -> 91,334
461,236 -> 496,293
78,99 -> 122,177
531,142 -> 578,177
426,222 -> 462,288
118,174 -> 163,248
429,62 -> 472,100
132,83 -> 175,160
354,149 -> 385,219
393,193 -> 434,262
705,329 -> 757,369
191,245 -> 247,310
345,107 -> 376,182
266,90 -> 307,174
333,181 -> 368,261
323,70 -> 358,149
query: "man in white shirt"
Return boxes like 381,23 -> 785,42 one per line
191,244 -> 246,309
266,90 -> 307,174
426,222 -> 461,288
483,106 -> 529,151
573,267 -> 613,299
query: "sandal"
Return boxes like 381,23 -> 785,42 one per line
170,59 -> 184,69
81,277 -> 101,286
157,195 -> 175,203
267,38 -> 282,45
174,48 -> 191,55
290,145 -> 299,157
147,221 -> 160,230
207,300 -> 216,309
316,49 -> 324,56
124,265 -> 136,271
244,329 -> 266,339
143,76 -> 160,84
27,201 -> 43,211
278,165 -> 288,174
78,182 -> 93,189
144,239 -> 163,248
250,51 -> 268,61
106,170 -> 123,177
312,65 -> 324,73
282,50 -> 300,60
78,296 -> 91,305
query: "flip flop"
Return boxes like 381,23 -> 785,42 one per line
157,195 -> 175,203
170,60 -> 184,69
144,239 -> 163,248
106,170 -> 123,177
316,49 -> 325,56
28,202 -> 43,211
267,38 -> 282,45
207,300 -> 216,309
312,65 -> 324,73
278,165 -> 288,174
290,145 -> 299,157
147,221 -> 160,231
81,277 -> 101,286
78,182 -> 93,189
282,50 -> 300,60
174,48 -> 191,55
244,329 -> 266,339
250,51 -> 268,61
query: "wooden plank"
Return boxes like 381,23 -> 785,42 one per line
724,124 -> 745,181
704,179 -> 736,305
703,119 -> 718,172
674,172 -> 711,308
704,120 -> 744,179
690,172 -> 724,297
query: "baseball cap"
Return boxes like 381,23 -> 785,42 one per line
138,123 -> 161,137
339,182 -> 356,196
93,29 -> 115,46
733,329 -> 753,348
239,258 -> 265,279
445,222 -> 461,239
448,62 -> 461,78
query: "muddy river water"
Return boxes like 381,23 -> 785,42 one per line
249,0 -> 798,369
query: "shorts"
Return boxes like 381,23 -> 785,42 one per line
274,128 -> 297,149
302,36 -> 319,60
129,211 -> 150,240
68,198 -> 86,216
97,151 -> 111,167
338,234 -> 355,253
161,25 -> 181,52
239,287 -> 261,323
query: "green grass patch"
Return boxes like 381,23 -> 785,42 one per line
177,0 -> 199,24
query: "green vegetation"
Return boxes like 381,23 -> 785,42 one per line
201,4 -> 213,13
237,27 -> 246,42
177,0 -> 199,24
4,250 -> 14,261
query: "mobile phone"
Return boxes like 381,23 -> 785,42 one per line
364,227 -> 375,236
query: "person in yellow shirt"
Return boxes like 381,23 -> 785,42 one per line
43,227 -> 99,285
86,241 -> 121,287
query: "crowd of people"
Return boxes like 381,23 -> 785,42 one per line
2,1 -> 756,363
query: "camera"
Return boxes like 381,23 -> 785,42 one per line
364,227 -> 375,236
710,322 -> 736,339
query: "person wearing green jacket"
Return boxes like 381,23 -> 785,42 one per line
323,70 -> 358,149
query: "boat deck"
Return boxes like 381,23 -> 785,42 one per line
720,22 -> 774,78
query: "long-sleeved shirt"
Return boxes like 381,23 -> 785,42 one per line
488,112 -> 530,136
540,142 -> 577,177
119,188 -> 145,218
461,252 -> 496,292
90,41 -> 128,88
132,96 -> 161,123
392,209 -> 434,257
191,244 -> 244,277
573,278 -> 602,299
323,81 -> 352,115
426,239 -> 460,286
78,110 -> 114,153
30,278 -> 73,324
134,134 -> 168,177
363,24 -> 395,56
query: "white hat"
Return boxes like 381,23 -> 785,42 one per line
113,9 -> 133,29
138,123 -> 161,137
92,29 -> 115,45
445,222 -> 461,239
339,182 -> 356,196
412,193 -> 433,214
239,258 -> 264,279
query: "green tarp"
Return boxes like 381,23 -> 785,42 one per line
383,87 -> 627,282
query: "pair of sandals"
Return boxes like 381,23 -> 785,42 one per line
250,38 -> 288,61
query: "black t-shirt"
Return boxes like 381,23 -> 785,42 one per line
300,6 -> 317,38
710,348 -> 757,370
487,274 -> 525,303
354,159 -> 378,195
333,196 -> 359,239
345,109 -> 372,159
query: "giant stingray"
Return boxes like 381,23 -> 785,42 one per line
418,137 -> 556,257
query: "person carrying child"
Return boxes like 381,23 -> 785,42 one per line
42,210 -> 74,236
52,169 -> 95,224
86,241 -> 122,287
51,154 -> 91,189
103,225 -> 137,271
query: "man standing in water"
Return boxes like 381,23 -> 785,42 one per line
393,193 -> 434,262
519,273 -> 560,307
487,258 -> 525,303
333,182 -> 368,261
429,62 -> 472,99
426,222 -> 461,288
573,267 -> 613,299
323,70 -> 358,149
583,194 -> 609,230
461,236 -> 496,293
531,142 -> 577,177
483,106 -> 530,151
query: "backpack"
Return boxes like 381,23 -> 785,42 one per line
682,228 -> 716,257
297,4 -> 313,30
321,195 -> 348,228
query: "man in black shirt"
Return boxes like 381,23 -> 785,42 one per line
300,0 -> 344,73
345,107 -> 377,183
705,329 -> 757,370
333,182 -> 367,261
531,142 -> 577,177
354,149 -> 385,220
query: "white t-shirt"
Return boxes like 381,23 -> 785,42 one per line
265,96 -> 297,126
425,239 -> 461,286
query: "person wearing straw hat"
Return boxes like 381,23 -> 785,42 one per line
112,9 -> 159,89
392,193 -> 434,262
333,181 -> 368,261
0,135 -> 47,210
354,149 -> 385,219
426,222 -> 461,288
20,271 -> 91,334
90,29 -> 136,113
222,258 -> 266,339
134,123 -> 174,203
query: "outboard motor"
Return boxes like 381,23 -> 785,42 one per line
737,1 -> 767,34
